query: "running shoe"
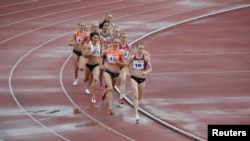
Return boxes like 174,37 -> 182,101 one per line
85,89 -> 91,95
119,98 -> 125,104
136,114 -> 140,122
109,109 -> 113,115
91,97 -> 96,103
72,79 -> 78,86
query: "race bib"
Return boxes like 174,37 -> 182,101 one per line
122,50 -> 129,59
92,49 -> 101,56
132,60 -> 144,70
107,54 -> 118,64
76,36 -> 83,44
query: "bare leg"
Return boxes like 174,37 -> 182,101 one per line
130,78 -> 140,121
103,72 -> 113,114
90,66 -> 100,103
119,68 -> 126,103
72,54 -> 79,85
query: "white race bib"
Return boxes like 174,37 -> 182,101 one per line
132,60 -> 144,70
92,49 -> 101,56
76,36 -> 83,44
107,54 -> 118,64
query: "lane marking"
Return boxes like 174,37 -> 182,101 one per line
8,33 -> 72,140
0,0 -> 122,28
0,0 -> 162,44
0,0 -> 81,17
0,0 -> 37,8
59,55 -> 136,141
6,1 -> 166,140
121,4 -> 250,141
7,1 -> 249,141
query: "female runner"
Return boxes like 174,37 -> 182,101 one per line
68,21 -> 89,85
127,43 -> 152,121
118,32 -> 131,104
100,37 -> 125,115
82,32 -> 101,103
98,21 -> 112,90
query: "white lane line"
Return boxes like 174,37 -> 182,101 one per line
0,0 -> 122,28
6,2 -> 166,139
59,55 -> 136,141
7,2 -> 249,141
0,0 -> 37,8
6,21 -> 139,141
0,0 -> 161,44
0,0 -> 81,17
130,4 -> 250,44
124,5 -> 250,141
8,32 -> 73,141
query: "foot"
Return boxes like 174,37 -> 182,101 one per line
109,109 -> 113,115
85,89 -> 91,95
91,97 -> 96,103
136,114 -> 140,122
72,79 -> 78,86
119,98 -> 125,104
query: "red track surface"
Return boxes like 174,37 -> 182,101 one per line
0,0 -> 249,141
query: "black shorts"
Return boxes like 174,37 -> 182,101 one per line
86,64 -> 99,72
73,49 -> 82,57
131,75 -> 146,84
104,69 -> 120,79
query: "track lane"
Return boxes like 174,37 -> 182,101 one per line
5,0 -> 195,140
129,6 -> 250,140
0,0 -> 249,140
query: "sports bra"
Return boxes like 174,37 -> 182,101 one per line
89,41 -> 101,57
75,30 -> 87,44
106,48 -> 122,65
119,43 -> 130,59
132,55 -> 147,70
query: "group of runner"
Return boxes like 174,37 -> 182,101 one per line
68,12 -> 152,121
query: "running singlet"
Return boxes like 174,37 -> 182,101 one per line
132,55 -> 147,70
75,30 -> 87,44
89,41 -> 101,57
100,31 -> 112,48
106,48 -> 122,65
119,43 -> 130,59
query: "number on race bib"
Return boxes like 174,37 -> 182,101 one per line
92,49 -> 101,56
76,37 -> 83,44
107,54 -> 118,64
123,51 -> 129,58
132,60 -> 144,70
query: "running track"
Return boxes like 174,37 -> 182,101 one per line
0,0 -> 249,141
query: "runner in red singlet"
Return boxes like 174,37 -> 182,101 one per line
118,32 -> 131,104
100,37 -> 125,115
68,21 -> 89,86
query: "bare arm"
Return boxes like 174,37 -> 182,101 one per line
99,49 -> 106,70
143,56 -> 152,75
126,55 -> 134,76
68,33 -> 77,46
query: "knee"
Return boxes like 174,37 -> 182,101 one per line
106,87 -> 113,93
133,95 -> 139,100
93,77 -> 98,83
